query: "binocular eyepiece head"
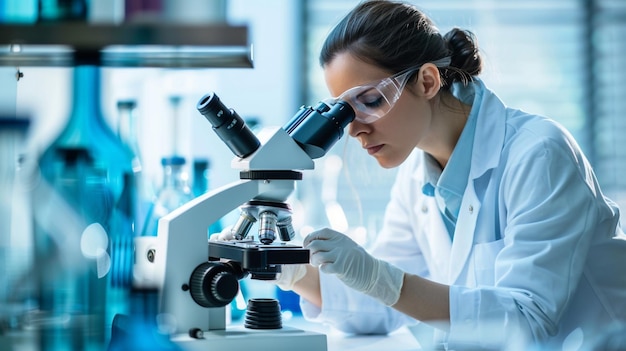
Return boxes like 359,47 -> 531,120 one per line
197,92 -> 355,160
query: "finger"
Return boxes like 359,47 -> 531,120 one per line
310,249 -> 331,268
305,236 -> 336,254
318,262 -> 338,275
310,246 -> 339,268
303,228 -> 339,247
303,231 -> 324,247
209,226 -> 235,241
316,258 -> 341,275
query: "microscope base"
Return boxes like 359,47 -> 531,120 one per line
171,325 -> 327,351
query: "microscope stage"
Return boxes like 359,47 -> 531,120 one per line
208,240 -> 310,268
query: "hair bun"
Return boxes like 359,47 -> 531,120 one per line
443,28 -> 482,80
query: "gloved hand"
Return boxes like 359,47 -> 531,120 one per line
304,228 -> 404,306
209,226 -> 235,241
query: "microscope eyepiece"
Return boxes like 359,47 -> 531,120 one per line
283,100 -> 355,159
197,92 -> 261,158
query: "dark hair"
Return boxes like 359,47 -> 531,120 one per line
319,0 -> 482,89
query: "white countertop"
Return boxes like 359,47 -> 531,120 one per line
278,315 -> 423,351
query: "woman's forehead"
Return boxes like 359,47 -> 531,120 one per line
323,53 -> 390,96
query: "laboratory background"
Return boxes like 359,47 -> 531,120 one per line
0,0 -> 625,350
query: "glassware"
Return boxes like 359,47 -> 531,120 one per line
0,118 -> 32,340
141,156 -> 193,237
192,157 -> 222,235
115,99 -> 154,240
32,65 -> 135,350
116,100 -> 141,167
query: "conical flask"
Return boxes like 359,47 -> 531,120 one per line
141,156 -> 194,237
33,65 -> 135,350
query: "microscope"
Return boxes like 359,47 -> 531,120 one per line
133,93 -> 354,351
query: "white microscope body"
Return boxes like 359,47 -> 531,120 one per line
133,93 -> 354,351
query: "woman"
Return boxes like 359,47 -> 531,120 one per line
272,0 -> 626,349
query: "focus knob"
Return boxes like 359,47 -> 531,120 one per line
190,262 -> 239,308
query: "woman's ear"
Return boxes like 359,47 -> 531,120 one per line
416,63 -> 442,100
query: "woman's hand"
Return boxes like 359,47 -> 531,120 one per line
304,228 -> 404,306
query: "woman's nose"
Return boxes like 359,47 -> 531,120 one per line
348,118 -> 370,137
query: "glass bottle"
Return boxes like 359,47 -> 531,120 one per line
115,99 -> 154,240
192,157 -> 222,235
33,65 -> 135,350
116,100 -> 141,167
141,156 -> 193,237
112,104 -> 180,350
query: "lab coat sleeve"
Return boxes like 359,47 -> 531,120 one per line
448,125 -> 613,348
301,154 -> 427,334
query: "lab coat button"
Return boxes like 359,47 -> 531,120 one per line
469,205 -> 474,214
421,204 -> 428,213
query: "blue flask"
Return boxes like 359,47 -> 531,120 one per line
33,65 -> 135,350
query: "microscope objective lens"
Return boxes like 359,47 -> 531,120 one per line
232,211 -> 256,240
258,211 -> 278,244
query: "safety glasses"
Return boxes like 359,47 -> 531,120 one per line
327,57 -> 451,124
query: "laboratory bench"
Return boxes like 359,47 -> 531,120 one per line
309,325 -> 422,351
264,316 -> 423,351
0,324 -> 422,351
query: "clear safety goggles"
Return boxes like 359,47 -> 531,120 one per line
326,57 -> 451,124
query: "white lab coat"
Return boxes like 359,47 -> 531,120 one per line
301,79 -> 626,350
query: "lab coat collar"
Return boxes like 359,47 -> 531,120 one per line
414,79 -> 506,183
465,78 -> 506,180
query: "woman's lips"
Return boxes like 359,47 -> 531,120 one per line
366,144 -> 383,155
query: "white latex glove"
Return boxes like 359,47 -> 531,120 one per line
304,228 -> 404,306
274,264 -> 307,291
209,226 -> 235,241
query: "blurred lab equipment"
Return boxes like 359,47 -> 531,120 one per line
37,0 -> 88,22
116,99 -> 154,237
141,156 -> 194,237
0,118 -> 31,337
0,5 -> 254,350
167,95 -> 183,156
132,92 -> 354,350
116,100 -> 141,168
32,65 -> 135,350
191,158 -> 223,236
